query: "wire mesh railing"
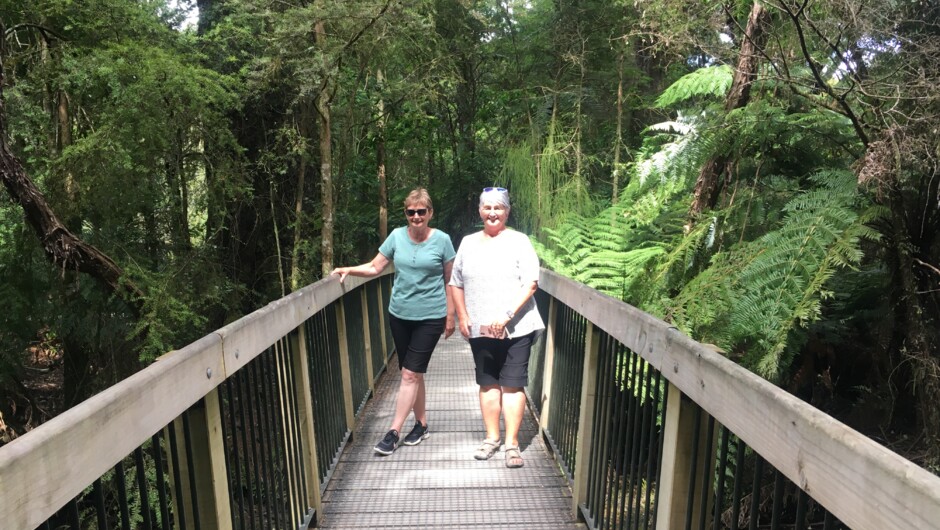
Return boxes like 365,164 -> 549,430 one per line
525,289 -> 551,418
7,268 -> 940,530
338,292 -> 371,415
533,269 -> 940,530
39,428 -> 181,530
5,272 -> 393,530
542,300 -> 587,478
218,337 -> 312,530
582,333 -> 667,530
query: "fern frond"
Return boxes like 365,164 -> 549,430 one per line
654,65 -> 733,108
726,169 -> 869,381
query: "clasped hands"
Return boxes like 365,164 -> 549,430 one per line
457,315 -> 509,339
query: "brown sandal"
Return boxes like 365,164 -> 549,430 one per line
505,445 -> 524,468
474,439 -> 500,460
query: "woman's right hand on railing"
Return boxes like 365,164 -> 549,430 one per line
331,267 -> 350,283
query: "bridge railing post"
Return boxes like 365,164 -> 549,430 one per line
360,288 -> 379,382
333,301 -> 357,431
290,324 -> 323,525
571,320 -> 601,517
655,382 -> 715,530
165,392 -> 232,530
538,296 -> 558,437
374,279 -> 388,364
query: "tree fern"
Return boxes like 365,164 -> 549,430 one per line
534,181 -> 685,299
654,65 -> 733,108
727,169 -> 879,381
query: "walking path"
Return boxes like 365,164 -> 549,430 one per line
318,336 -> 585,529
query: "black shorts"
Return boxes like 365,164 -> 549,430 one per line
468,332 -> 535,388
388,314 -> 446,373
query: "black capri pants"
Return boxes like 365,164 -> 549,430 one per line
388,314 -> 446,373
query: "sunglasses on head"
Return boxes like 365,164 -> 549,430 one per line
405,208 -> 428,217
483,186 -> 507,192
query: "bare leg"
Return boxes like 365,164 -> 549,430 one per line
412,374 -> 427,426
502,386 -> 526,448
479,384 -> 502,442
391,369 -> 423,433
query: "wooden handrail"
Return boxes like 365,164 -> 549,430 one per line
0,272 -> 388,529
537,268 -> 940,530
4,267 -> 938,530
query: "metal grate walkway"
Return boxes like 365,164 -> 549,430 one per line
318,336 -> 585,529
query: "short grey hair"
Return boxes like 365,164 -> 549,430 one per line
479,187 -> 511,209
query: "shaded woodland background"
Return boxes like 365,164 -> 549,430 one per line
0,0 -> 938,471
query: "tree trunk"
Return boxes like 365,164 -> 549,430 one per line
290,97 -> 315,291
0,140 -> 144,312
886,190 -> 940,466
290,153 -> 308,291
376,68 -> 388,241
315,20 -> 335,277
165,120 -> 191,253
0,42 -> 144,314
689,1 -> 771,219
612,51 -> 624,205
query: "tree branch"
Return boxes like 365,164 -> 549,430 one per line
0,21 -> 144,316
777,1 -> 870,146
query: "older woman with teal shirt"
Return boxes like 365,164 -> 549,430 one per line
332,188 -> 456,455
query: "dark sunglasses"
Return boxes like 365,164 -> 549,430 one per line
405,208 -> 428,217
483,186 -> 507,192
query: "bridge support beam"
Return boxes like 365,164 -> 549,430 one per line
360,288 -> 378,384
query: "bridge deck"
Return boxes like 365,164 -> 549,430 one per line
318,336 -> 585,529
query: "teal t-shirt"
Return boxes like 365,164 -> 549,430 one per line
379,227 -> 456,320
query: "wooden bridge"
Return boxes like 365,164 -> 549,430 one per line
318,337 -> 580,529
2,270 -> 939,530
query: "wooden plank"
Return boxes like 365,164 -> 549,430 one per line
361,288 -> 377,382
538,269 -> 940,530
374,279 -> 389,363
176,390 -> 232,529
0,333 -> 225,529
202,389 -> 234,529
655,383 -> 711,530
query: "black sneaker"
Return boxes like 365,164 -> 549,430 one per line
402,422 -> 429,446
374,429 -> 400,455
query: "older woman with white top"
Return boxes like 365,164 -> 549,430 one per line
449,186 -> 544,468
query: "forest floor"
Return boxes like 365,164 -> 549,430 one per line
0,338 -> 64,447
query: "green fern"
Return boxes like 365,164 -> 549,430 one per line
654,65 -> 733,108
727,169 -> 879,380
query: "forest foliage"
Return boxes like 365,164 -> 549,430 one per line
1,0 -> 939,469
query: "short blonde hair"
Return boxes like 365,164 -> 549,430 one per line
404,188 -> 433,210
